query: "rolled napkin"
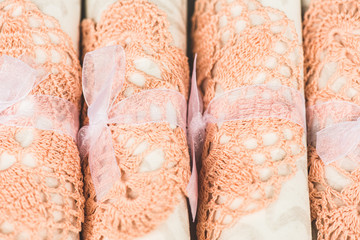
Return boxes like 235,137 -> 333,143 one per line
81,0 -> 191,239
0,0 -> 83,239
304,0 -> 360,238
192,0 -> 311,239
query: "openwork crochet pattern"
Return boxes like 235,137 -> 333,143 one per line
193,0 -> 306,239
304,0 -> 360,239
81,0 -> 190,239
0,0 -> 84,239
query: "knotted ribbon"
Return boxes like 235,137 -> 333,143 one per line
186,62 -> 306,219
186,55 -> 204,221
78,45 -> 187,201
0,55 -> 79,140
307,101 -> 360,165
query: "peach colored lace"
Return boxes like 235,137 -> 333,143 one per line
0,0 -> 84,239
81,1 -> 190,239
304,0 -> 360,239
79,45 -> 187,202
193,0 -> 305,239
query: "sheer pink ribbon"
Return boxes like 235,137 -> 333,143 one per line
0,55 -> 79,140
78,45 -> 187,201
307,101 -> 360,165
187,70 -> 306,219
187,55 -> 204,221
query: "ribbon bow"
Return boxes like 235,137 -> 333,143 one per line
186,55 -> 206,221
0,55 -> 79,139
79,45 -> 187,201
78,45 -> 125,201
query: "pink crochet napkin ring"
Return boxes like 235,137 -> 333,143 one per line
187,60 -> 306,219
78,45 -> 187,201
307,101 -> 360,165
0,55 -> 79,140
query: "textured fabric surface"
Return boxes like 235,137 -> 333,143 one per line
85,0 -> 187,51
81,0 -> 191,239
30,0 -> 81,49
192,0 -> 311,239
0,0 -> 84,239
304,0 -> 360,239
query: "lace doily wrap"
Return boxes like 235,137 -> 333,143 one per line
193,0 -> 311,238
307,101 -> 360,165
79,45 -> 187,201
187,59 -> 306,220
303,0 -> 360,238
0,55 -> 78,140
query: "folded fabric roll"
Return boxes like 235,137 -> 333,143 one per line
81,0 -> 191,239
304,0 -> 360,239
192,0 -> 311,239
0,0 -> 83,239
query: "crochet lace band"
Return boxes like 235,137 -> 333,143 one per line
0,55 -> 79,140
78,45 -> 187,201
187,65 -> 306,219
307,101 -> 360,165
